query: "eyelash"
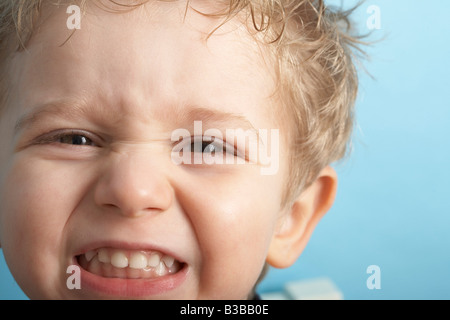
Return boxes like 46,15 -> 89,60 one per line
174,136 -> 245,158
33,130 -> 99,147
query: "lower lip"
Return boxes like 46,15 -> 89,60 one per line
75,258 -> 188,298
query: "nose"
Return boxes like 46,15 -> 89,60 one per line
94,150 -> 173,218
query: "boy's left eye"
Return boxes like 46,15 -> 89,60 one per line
194,139 -> 228,155
172,136 -> 243,159
189,137 -> 238,156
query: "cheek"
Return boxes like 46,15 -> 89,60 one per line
1,158 -> 68,244
0,156 -> 86,297
180,171 -> 283,298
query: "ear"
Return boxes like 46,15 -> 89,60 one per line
266,166 -> 338,268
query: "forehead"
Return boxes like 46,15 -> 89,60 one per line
7,0 -> 279,133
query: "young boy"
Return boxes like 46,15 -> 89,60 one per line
0,0 -> 361,299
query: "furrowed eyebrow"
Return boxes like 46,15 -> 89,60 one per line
14,101 -> 90,136
14,102 -> 262,145
170,106 -> 265,149
176,106 -> 260,135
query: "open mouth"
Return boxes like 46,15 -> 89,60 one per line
77,248 -> 184,279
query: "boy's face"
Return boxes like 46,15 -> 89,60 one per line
0,1 -> 290,299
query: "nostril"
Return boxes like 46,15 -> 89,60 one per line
104,203 -> 117,209
100,203 -> 165,218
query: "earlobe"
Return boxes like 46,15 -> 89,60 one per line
266,166 -> 338,269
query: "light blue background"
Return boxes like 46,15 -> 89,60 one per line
258,0 -> 450,299
1,0 -> 449,299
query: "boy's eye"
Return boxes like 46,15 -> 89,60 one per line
194,140 -> 227,155
172,135 -> 245,164
58,134 -> 95,146
202,143 -> 219,154
190,137 -> 237,156
33,130 -> 99,147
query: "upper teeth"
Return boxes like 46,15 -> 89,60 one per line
129,252 -> 147,269
83,248 -> 177,270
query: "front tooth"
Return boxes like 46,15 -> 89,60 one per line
162,255 -> 175,268
129,252 -> 148,269
98,248 -> 110,263
147,253 -> 161,268
85,250 -> 96,262
111,251 -> 128,268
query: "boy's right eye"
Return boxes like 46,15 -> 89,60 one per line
57,134 -> 95,146
33,130 -> 100,147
